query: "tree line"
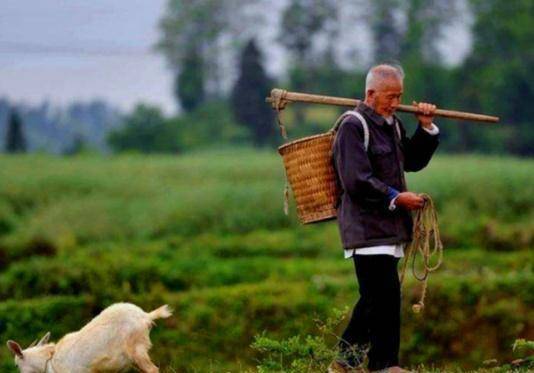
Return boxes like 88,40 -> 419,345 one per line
0,99 -> 121,155
109,0 -> 531,155
3,0 -> 532,156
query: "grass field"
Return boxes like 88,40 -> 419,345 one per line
0,150 -> 532,372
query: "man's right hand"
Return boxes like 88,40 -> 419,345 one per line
395,192 -> 425,210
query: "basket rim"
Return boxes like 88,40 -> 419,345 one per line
278,131 -> 334,154
300,209 -> 337,224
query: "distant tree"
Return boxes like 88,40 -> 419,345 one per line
175,45 -> 205,112
458,0 -> 534,155
400,0 -> 458,62
63,134 -> 89,156
169,100 -> 252,150
279,0 -> 338,123
370,0 -> 403,62
107,104 -> 180,153
0,99 -> 120,154
359,0 -> 457,64
158,0 -> 221,109
157,0 -> 262,110
279,0 -> 338,72
5,108 -> 26,153
231,39 -> 276,146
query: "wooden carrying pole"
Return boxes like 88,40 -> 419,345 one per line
266,88 -> 499,123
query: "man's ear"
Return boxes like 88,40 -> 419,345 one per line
37,332 -> 51,346
7,340 -> 23,358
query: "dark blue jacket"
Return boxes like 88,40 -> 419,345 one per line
332,103 -> 439,249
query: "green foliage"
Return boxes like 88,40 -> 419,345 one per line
0,152 -> 532,372
150,0 -> 534,155
176,45 -> 205,112
401,0 -> 458,62
108,104 -> 181,153
279,0 -> 337,62
456,0 -> 534,155
156,0 -> 260,106
0,152 -> 532,258
252,307 -> 348,372
108,100 -> 251,154
63,134 -> 94,156
370,0 -> 403,61
253,324 -> 534,373
513,339 -> 534,354
170,100 -> 251,150
253,335 -> 334,372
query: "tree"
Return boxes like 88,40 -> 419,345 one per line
399,0 -> 458,62
5,108 -> 26,153
63,134 -> 89,156
175,44 -> 205,112
107,104 -> 180,153
279,0 -> 338,124
457,0 -> 534,155
157,0 -> 261,110
231,39 -> 276,146
158,0 -> 225,109
369,0 -> 403,62
279,0 -> 338,73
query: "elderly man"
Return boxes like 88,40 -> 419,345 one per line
329,64 -> 440,373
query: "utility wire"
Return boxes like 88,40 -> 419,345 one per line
0,41 -> 156,56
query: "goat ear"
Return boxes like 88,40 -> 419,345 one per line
37,332 -> 51,346
42,344 -> 55,359
7,340 -> 23,358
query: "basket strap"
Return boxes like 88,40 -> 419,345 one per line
393,117 -> 402,141
283,180 -> 289,215
332,110 -> 370,151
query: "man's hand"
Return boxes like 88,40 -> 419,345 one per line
412,101 -> 436,129
395,192 -> 425,210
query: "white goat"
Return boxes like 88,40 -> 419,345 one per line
6,302 -> 172,373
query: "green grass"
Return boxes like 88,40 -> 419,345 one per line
0,150 -> 532,372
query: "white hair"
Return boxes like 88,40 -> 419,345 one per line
365,64 -> 405,91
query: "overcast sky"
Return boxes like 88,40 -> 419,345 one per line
0,0 -> 471,115
0,0 -> 176,113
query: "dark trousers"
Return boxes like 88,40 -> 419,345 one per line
339,254 -> 401,371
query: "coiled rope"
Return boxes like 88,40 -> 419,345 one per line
399,193 -> 444,313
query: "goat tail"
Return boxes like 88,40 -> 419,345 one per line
148,304 -> 173,321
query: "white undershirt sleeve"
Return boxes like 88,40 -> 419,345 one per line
421,123 -> 439,135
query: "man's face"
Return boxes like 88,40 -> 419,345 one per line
366,77 -> 403,117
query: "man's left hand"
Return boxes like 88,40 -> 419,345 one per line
412,101 -> 436,129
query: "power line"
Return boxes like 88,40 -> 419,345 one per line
0,41 -> 156,56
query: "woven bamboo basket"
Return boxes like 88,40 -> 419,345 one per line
278,131 -> 339,224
